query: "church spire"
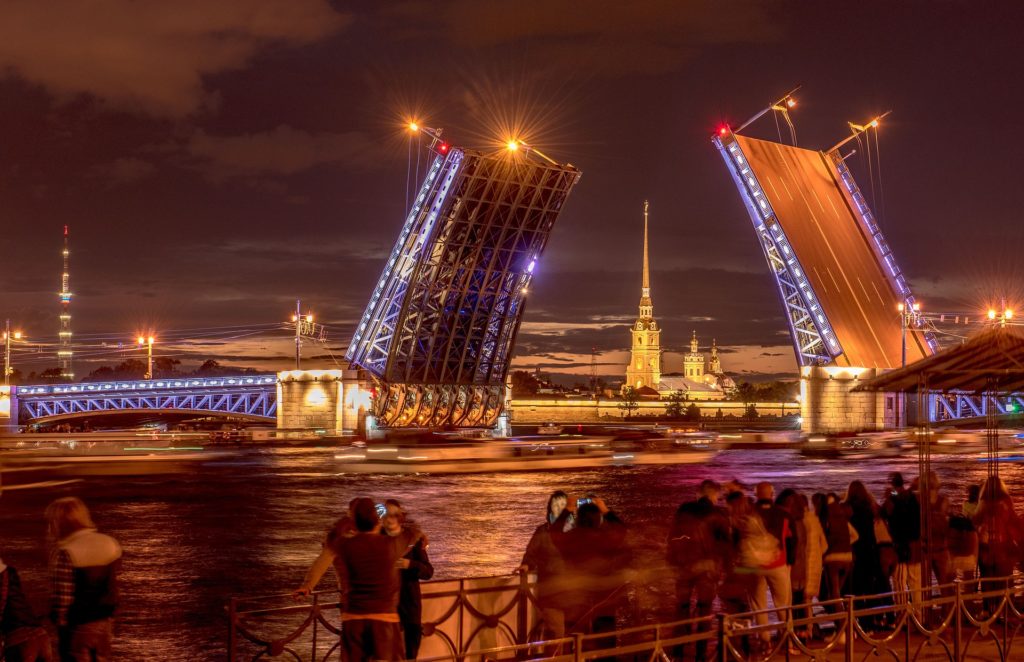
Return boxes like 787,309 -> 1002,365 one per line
639,200 -> 653,318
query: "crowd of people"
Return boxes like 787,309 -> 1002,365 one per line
1,497 -> 121,662
292,474 -> 1022,661
3,474 -> 1019,661
662,473 -> 1022,658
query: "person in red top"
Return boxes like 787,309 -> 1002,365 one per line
750,482 -> 793,646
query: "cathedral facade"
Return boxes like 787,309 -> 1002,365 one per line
623,202 -> 733,400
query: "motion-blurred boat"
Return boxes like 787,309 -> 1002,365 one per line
334,432 -> 717,474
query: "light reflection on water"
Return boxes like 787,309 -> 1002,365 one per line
0,447 -> 1018,660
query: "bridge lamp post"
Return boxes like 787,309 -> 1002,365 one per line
4,320 -> 23,386
137,335 -> 154,379
897,302 -> 921,428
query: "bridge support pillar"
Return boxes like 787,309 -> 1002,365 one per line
0,385 -> 17,431
276,370 -> 372,435
800,366 -> 897,434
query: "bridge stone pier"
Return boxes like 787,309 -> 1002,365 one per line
800,366 -> 898,434
275,369 -> 372,434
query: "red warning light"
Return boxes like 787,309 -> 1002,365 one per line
718,126 -> 728,136
438,142 -> 449,153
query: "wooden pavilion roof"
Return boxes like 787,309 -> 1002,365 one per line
855,326 -> 1024,394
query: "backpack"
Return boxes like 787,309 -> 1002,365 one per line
740,515 -> 781,568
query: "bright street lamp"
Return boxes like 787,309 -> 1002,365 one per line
137,334 -> 155,379
4,320 -> 24,386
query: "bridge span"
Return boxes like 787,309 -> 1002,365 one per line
1,369 -> 372,433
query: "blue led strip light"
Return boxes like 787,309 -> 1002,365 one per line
828,154 -> 939,354
714,134 -> 841,366
346,150 -> 465,375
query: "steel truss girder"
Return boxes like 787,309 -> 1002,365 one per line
373,382 -> 504,428
714,134 -> 839,366
19,387 -> 276,422
347,147 -> 580,427
931,393 -> 1024,421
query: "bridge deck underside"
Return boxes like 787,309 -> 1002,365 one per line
735,135 -> 929,369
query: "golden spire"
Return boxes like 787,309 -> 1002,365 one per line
642,200 -> 650,299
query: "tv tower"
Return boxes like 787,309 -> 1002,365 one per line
58,225 -> 73,379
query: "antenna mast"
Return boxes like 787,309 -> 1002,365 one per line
58,225 -> 73,380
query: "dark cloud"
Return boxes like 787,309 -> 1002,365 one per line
0,1 -> 350,117
86,157 -> 157,186
185,126 -> 378,179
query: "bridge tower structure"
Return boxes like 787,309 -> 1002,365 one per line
58,225 -> 73,380
713,99 -> 938,431
347,139 -> 581,428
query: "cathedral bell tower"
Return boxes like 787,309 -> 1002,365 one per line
625,201 -> 661,391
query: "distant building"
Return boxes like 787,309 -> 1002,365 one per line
623,203 -> 733,401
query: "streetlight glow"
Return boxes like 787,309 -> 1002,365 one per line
912,302 -> 921,312
897,303 -> 905,312
506,140 -> 519,152
137,336 -> 145,345
1007,309 -> 1014,320
988,309 -> 997,320
408,121 -> 419,132
786,98 -> 797,108
306,314 -> 314,323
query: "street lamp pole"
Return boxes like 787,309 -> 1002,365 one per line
293,299 -> 301,370
4,320 -> 23,386
138,335 -> 154,379
4,319 -> 10,386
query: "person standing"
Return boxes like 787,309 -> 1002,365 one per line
518,491 -> 571,643
667,480 -> 730,661
1,558 -> 53,661
296,498 -> 402,662
551,497 -> 631,651
882,473 -> 922,609
750,482 -> 793,646
46,497 -> 122,662
382,501 -> 433,660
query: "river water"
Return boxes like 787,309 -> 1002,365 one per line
1,446 -> 1020,660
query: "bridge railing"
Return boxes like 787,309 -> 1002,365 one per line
228,574 -> 1024,661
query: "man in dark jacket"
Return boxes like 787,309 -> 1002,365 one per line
382,502 -> 433,660
882,472 -> 921,608
551,497 -> 631,652
518,491 -> 571,641
668,480 -> 730,661
1,559 -> 52,661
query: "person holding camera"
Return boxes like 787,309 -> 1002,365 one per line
295,498 -> 402,662
518,490 -> 573,642
550,495 -> 631,651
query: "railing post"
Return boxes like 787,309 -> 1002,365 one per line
227,597 -> 237,662
312,592 -> 319,659
517,571 -> 529,645
953,580 -> 962,662
715,614 -> 725,662
845,595 -> 855,662
573,631 -> 584,662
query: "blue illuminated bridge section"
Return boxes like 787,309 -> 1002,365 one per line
17,375 -> 278,422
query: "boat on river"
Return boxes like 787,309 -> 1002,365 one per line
0,433 -> 232,480
334,432 -> 718,474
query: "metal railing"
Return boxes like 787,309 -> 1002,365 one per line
228,574 -> 1024,661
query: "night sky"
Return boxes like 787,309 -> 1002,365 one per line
2,1 -> 1022,382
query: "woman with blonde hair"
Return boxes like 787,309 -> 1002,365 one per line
46,497 -> 121,662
